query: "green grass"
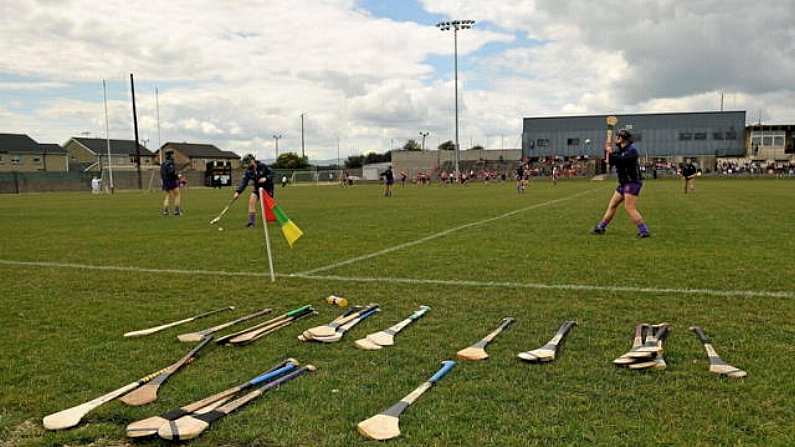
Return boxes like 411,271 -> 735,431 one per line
1,178 -> 794,446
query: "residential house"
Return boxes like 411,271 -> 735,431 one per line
64,137 -> 155,171
154,142 -> 241,171
0,133 -> 68,172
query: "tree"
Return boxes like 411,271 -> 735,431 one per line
364,151 -> 391,164
272,152 -> 309,169
402,139 -> 422,151
438,140 -> 455,151
345,155 -> 365,169
470,145 -> 484,151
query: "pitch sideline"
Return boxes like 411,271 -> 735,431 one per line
0,259 -> 792,299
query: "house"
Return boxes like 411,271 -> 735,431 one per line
154,142 -> 241,171
0,133 -> 68,172
63,137 -> 155,171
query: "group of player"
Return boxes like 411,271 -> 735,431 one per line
159,129 -> 653,238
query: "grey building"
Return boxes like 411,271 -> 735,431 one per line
522,111 -> 746,159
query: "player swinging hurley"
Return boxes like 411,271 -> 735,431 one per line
232,154 -> 274,228
592,116 -> 651,238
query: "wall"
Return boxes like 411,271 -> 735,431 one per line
0,170 -> 240,194
391,149 -> 521,178
0,153 -> 68,172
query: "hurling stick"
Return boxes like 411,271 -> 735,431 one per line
628,326 -> 671,370
690,326 -> 747,378
366,305 -> 430,347
120,336 -> 213,406
605,115 -> 618,171
126,359 -> 298,438
158,365 -> 316,441
209,195 -> 239,225
457,317 -> 514,361
624,323 -> 669,358
124,306 -> 235,337
307,307 -> 381,343
305,305 -> 376,338
177,307 -> 272,342
517,320 -> 577,362
43,365 -> 172,430
613,323 -> 649,365
231,310 -> 317,345
354,338 -> 384,350
357,360 -> 456,441
215,305 -> 312,344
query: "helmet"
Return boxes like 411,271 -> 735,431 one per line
242,153 -> 256,166
617,129 -> 633,142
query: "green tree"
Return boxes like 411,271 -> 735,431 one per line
438,140 -> 455,151
345,155 -> 365,169
272,152 -> 309,169
469,145 -> 484,151
364,151 -> 391,164
402,139 -> 422,151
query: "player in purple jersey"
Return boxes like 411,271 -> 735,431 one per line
591,129 -> 650,238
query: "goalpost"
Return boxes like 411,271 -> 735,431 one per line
290,169 -> 344,185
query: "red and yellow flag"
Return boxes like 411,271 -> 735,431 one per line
259,188 -> 303,247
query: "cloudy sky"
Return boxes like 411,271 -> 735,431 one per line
1,0 -> 793,160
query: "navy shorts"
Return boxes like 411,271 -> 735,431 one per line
616,182 -> 642,196
162,179 -> 179,191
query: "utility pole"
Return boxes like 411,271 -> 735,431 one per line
102,80 -> 114,193
436,19 -> 475,181
155,87 -> 162,163
130,73 -> 142,189
300,113 -> 305,161
273,133 -> 282,159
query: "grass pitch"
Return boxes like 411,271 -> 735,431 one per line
1,177 -> 794,446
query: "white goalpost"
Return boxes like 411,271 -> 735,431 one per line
290,169 -> 344,185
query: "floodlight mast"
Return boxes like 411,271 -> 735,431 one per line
436,19 -> 475,181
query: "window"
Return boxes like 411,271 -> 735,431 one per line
694,133 -> 707,141
751,136 -> 761,146
679,132 -> 692,141
0,155 -> 4,164
11,155 -> 22,165
713,132 -> 724,140
725,129 -> 737,140
567,138 -> 580,146
774,136 -> 785,146
536,138 -> 549,147
763,136 -> 773,146
129,156 -> 135,163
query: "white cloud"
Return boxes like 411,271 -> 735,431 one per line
1,0 -> 793,159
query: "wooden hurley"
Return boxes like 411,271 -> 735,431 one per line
613,323 -> 649,365
158,365 -> 316,441
120,336 -> 213,406
209,195 -> 239,225
214,305 -> 312,344
628,325 -> 671,370
124,306 -> 235,337
690,326 -> 747,378
228,309 -> 317,345
517,320 -> 577,363
302,306 -> 380,343
43,365 -> 172,430
357,361 -> 456,441
304,305 -> 375,338
456,317 -> 514,361
365,305 -> 430,347
177,307 -> 272,342
126,359 -> 299,438
605,115 -> 618,171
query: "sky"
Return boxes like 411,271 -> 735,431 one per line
1,0 -> 793,161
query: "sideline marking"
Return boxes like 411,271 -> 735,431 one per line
295,189 -> 597,276
1,259 -> 791,299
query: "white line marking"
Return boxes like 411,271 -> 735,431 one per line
295,189 -> 597,276
1,259 -> 791,299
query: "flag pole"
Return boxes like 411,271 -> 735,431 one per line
258,188 -> 276,282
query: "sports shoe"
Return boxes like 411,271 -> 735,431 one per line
161,208 -> 168,216
174,207 -> 182,216
591,226 -> 605,235
246,222 -> 255,228
638,232 -> 650,239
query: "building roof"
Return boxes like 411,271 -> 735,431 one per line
0,133 -> 66,154
161,142 -> 240,159
37,143 -> 66,154
0,133 -> 40,153
71,137 -> 154,156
